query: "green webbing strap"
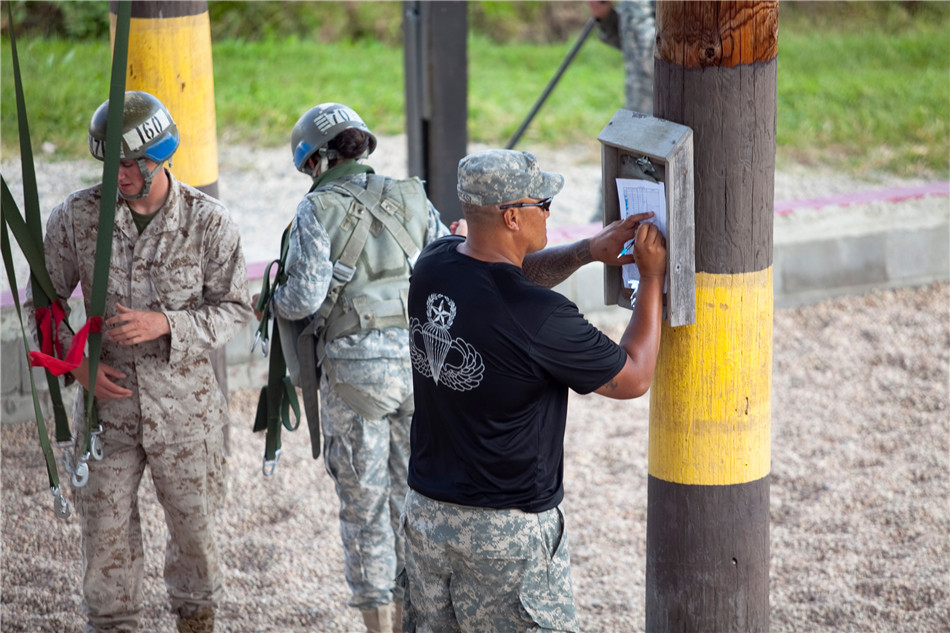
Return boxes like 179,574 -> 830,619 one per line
252,224 -> 302,474
0,181 -> 58,304
252,224 -> 292,355
81,0 -> 131,457
252,322 -> 301,475
295,315 -> 325,460
5,3 -> 72,447
0,180 -> 72,447
312,176 -> 421,356
0,190 -> 70,519
342,176 -> 422,263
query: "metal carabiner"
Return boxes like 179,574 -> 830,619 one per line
90,426 -> 104,461
261,449 -> 281,477
635,155 -> 657,175
51,486 -> 70,520
71,454 -> 90,488
61,446 -> 76,476
252,330 -> 271,357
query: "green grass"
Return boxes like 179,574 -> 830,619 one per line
776,17 -> 949,176
2,7 -> 948,178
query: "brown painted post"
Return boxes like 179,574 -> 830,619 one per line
647,2 -> 778,631
108,1 -> 228,399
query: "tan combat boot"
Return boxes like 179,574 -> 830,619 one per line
359,603 -> 394,633
177,608 -> 214,633
393,600 -> 403,633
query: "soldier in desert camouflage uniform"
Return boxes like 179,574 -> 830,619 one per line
272,103 -> 453,633
589,0 -> 656,115
27,91 -> 253,633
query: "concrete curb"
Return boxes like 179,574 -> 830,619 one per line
3,183 -> 948,425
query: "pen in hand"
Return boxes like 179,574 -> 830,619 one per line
618,217 -> 654,258
617,221 -> 648,259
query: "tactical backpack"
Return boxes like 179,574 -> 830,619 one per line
252,174 -> 427,474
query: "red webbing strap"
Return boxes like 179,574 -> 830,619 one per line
29,316 -> 103,376
34,303 -> 66,357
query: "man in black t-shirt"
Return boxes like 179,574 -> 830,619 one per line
402,149 -> 666,632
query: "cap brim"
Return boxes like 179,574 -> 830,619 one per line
534,170 -> 565,200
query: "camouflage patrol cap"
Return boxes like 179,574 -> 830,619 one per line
457,149 -> 564,206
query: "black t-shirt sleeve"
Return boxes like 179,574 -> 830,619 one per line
530,301 -> 627,395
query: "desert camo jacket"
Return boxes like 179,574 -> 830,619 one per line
30,171 -> 254,450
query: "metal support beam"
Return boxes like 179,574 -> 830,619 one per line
403,0 -> 467,224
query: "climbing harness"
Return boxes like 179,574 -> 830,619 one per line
252,173 -> 424,474
251,226 -> 303,476
0,0 -> 132,515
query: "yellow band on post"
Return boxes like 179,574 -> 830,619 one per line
649,269 -> 773,485
111,12 -> 218,188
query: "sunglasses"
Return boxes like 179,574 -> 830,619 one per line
498,197 -> 554,212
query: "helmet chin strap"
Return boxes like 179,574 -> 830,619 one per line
308,147 -> 370,180
309,155 -> 329,180
119,158 -> 165,200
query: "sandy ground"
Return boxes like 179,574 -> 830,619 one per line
3,134 -> 947,289
2,136 -> 948,631
2,280 -> 948,633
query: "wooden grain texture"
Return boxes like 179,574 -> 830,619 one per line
646,475 -> 771,632
647,3 -> 777,630
656,0 -> 779,68
654,57 -> 776,274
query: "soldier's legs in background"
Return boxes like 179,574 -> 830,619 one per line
322,393 -> 399,609
321,359 -> 412,611
386,375 -> 413,607
618,0 -> 656,115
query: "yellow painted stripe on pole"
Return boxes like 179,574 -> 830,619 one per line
111,12 -> 217,188
649,268 -> 772,486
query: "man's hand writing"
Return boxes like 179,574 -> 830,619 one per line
589,212 -> 654,266
633,221 -> 667,279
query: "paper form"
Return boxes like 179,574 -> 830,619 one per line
616,178 -> 668,291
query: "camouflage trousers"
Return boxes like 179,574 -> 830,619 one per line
401,490 -> 580,633
618,0 -> 656,114
76,430 -> 227,632
321,356 -> 414,610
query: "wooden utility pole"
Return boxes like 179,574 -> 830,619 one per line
647,2 -> 778,631
108,1 -> 227,397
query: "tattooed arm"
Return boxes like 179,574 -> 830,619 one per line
522,212 -> 654,288
522,239 -> 593,288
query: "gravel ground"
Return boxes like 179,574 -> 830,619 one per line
2,140 -> 948,632
2,134 -> 947,282
2,282 -> 947,632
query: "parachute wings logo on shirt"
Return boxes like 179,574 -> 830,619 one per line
409,293 -> 484,391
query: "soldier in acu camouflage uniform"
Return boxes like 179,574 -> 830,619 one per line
589,0 -> 656,115
272,103 -> 454,633
27,91 -> 254,633
402,149 -> 666,632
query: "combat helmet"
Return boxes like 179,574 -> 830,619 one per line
88,91 -> 179,199
291,103 -> 377,179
